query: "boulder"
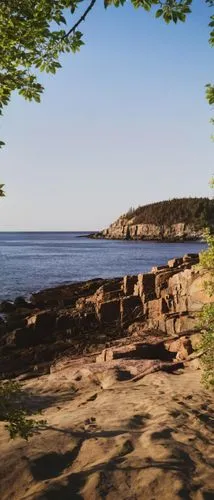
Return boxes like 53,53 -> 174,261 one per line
187,272 -> 214,312
36,311 -> 56,332
14,327 -> 37,348
94,282 -> 122,304
76,296 -> 95,311
147,298 -> 169,318
174,295 -> 188,314
151,265 -> 169,273
177,338 -> 193,360
155,269 -> 179,298
25,310 -> 56,332
157,316 -> 167,333
165,336 -> 193,360
14,296 -> 34,309
168,257 -> 183,268
96,341 -> 174,363
135,273 -> 156,301
168,268 -> 195,298
77,311 -> 100,332
14,324 -> 56,348
183,253 -> 199,263
6,313 -> 27,331
0,301 -> 15,313
96,299 -> 121,325
56,312 -> 77,332
165,316 -> 176,336
175,314 -> 197,334
146,318 -> 160,330
123,275 -> 138,296
121,296 -> 144,325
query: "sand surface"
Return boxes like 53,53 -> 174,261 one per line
0,362 -> 213,500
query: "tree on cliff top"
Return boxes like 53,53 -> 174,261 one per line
125,198 -> 214,228
0,0 -> 214,149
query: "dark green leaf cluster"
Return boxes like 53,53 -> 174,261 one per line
125,197 -> 214,228
0,1 -> 85,115
0,380 -> 46,439
105,0 -> 192,23
206,84 -> 214,106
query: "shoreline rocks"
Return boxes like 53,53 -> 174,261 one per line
0,253 -> 213,379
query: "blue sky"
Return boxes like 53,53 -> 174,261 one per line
0,1 -> 213,231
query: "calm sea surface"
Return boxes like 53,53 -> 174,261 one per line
0,232 -> 206,300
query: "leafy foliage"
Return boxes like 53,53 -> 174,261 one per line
199,305 -> 214,388
125,197 -> 214,228
198,180 -> 214,388
0,380 -> 46,439
0,0 -> 86,117
0,0 -> 213,119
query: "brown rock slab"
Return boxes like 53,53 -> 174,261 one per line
94,279 -> 123,304
165,335 -> 195,360
147,298 -> 169,318
123,275 -> 138,296
175,314 -> 197,334
165,317 -> 176,336
25,311 -> 56,331
183,253 -> 199,263
168,257 -> 183,268
96,298 -> 121,325
96,341 -> 174,363
121,296 -> 144,325
137,273 -> 156,298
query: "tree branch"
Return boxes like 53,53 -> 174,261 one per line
63,0 -> 97,39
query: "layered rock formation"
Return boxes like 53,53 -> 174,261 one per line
89,197 -> 214,241
90,217 -> 205,241
0,253 -> 212,378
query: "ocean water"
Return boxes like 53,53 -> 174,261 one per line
0,232 -> 206,300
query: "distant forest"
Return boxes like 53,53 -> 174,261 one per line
126,198 -> 214,228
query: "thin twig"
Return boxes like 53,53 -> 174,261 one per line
63,0 -> 97,39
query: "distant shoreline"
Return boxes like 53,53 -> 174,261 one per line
86,232 -> 205,243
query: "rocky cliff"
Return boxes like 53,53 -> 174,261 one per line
93,217 -> 205,241
90,198 -> 214,241
0,253 -> 213,378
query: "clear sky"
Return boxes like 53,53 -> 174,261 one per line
0,1 -> 213,231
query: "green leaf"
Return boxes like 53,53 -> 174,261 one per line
172,12 -> 178,24
155,9 -> 163,18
